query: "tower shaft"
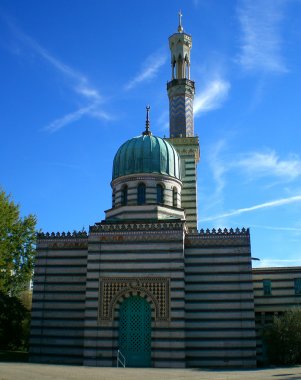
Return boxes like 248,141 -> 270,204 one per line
166,16 -> 200,231
168,79 -> 195,138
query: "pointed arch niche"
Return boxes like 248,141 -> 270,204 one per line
98,277 -> 170,323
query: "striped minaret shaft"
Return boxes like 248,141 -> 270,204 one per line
166,12 -> 200,231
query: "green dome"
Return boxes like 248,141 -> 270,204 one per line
112,134 -> 180,180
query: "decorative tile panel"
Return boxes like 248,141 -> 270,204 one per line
99,277 -> 170,321
169,96 -> 194,137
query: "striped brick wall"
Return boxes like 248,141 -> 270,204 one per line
83,220 -> 186,368
252,266 -> 301,363
30,233 -> 88,364
30,227 -> 280,368
166,137 -> 200,231
184,229 -> 257,368
180,154 -> 198,230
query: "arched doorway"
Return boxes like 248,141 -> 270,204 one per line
118,296 -> 151,367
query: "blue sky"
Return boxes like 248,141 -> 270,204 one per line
1,0 -> 301,268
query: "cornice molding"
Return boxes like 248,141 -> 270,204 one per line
90,220 -> 186,233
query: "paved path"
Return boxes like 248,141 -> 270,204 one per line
1,363 -> 301,380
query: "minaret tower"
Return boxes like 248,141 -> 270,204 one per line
168,10 -> 195,137
166,12 -> 200,231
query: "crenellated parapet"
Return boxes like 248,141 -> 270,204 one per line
197,227 -> 249,236
37,231 -> 88,239
36,231 -> 88,249
186,227 -> 250,247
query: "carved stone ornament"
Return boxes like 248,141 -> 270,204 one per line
37,231 -> 88,249
99,277 -> 170,321
91,221 -> 185,233
186,228 -> 250,247
37,231 -> 88,239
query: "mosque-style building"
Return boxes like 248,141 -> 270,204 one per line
30,16 -> 301,368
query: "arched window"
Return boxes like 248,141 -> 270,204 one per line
185,55 -> 190,79
121,185 -> 128,206
177,54 -> 183,79
137,183 -> 146,205
156,184 -> 164,204
172,56 -> 176,79
173,187 -> 177,207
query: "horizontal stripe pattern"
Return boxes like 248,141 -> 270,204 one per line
165,137 -> 200,231
31,226 -> 300,368
184,234 -> 256,368
30,242 -> 87,365
83,222 -> 186,367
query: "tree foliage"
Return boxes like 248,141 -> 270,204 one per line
0,189 -> 36,297
264,308 -> 301,364
0,291 -> 30,350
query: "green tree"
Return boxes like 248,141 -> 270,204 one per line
0,291 -> 29,350
0,189 -> 36,297
264,308 -> 301,364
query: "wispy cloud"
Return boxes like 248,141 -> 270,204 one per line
44,104 -> 111,133
236,151 -> 301,182
199,140 -> 229,226
194,79 -> 230,115
208,140 -> 228,196
5,16 -> 110,132
206,144 -> 301,184
237,0 -> 287,73
199,195 -> 301,222
124,50 -> 167,91
250,224 -> 301,233
254,259 -> 301,268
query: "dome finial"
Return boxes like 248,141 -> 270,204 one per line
143,105 -> 152,136
178,10 -> 183,33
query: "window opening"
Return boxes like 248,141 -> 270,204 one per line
173,187 -> 177,207
112,189 -> 116,208
263,279 -> 272,296
156,184 -> 164,204
294,278 -> 301,295
121,185 -> 128,206
137,183 -> 146,205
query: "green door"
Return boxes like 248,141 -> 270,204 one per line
118,296 -> 151,367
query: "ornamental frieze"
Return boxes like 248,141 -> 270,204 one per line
90,221 -> 185,233
37,231 -> 88,249
38,241 -> 88,249
186,228 -> 250,247
95,231 -> 184,243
